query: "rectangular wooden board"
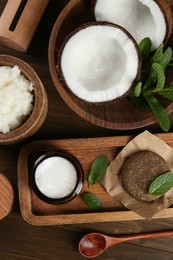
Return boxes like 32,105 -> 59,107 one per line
18,133 -> 173,226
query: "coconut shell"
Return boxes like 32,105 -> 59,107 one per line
156,0 -> 173,45
93,0 -> 173,47
57,21 -> 141,105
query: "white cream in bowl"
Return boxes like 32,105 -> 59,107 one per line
0,65 -> 34,134
35,156 -> 78,199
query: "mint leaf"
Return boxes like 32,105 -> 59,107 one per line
152,63 -> 165,91
157,88 -> 173,101
143,92 -> 170,132
88,155 -> 109,186
161,47 -> 173,69
139,37 -> 152,60
133,82 -> 142,97
81,192 -> 103,211
149,172 -> 173,195
152,43 -> 164,63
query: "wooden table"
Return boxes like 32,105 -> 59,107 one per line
1,0 -> 173,259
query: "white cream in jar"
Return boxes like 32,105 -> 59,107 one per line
35,156 -> 78,199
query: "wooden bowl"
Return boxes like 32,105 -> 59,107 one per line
0,55 -> 48,144
48,0 -> 173,130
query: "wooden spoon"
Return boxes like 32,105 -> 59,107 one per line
79,231 -> 173,258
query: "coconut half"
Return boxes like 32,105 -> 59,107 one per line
58,22 -> 140,103
93,0 -> 172,50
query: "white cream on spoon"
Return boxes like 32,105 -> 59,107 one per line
35,156 -> 78,199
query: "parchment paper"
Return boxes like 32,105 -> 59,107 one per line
101,131 -> 173,219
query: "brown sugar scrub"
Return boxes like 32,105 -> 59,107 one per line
120,150 -> 170,202
101,131 -> 173,218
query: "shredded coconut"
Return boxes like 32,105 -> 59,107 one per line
0,65 -> 34,134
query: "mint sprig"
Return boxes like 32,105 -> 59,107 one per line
129,37 -> 173,132
88,155 -> 109,186
81,192 -> 103,211
149,172 -> 173,195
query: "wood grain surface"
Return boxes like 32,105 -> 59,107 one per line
0,173 -> 14,220
1,0 -> 173,259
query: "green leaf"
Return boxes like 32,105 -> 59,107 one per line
161,47 -> 173,69
138,37 -> 152,60
143,74 -> 153,89
151,43 -> 164,63
129,38 -> 173,132
88,155 -> 109,186
81,192 -> 103,211
149,172 -> 173,195
157,88 -> 173,101
152,63 -> 165,91
133,82 -> 142,97
143,92 -> 170,132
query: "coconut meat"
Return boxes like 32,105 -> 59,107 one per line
60,25 -> 139,103
94,0 -> 167,50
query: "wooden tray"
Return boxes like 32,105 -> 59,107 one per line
48,0 -> 173,130
18,133 -> 173,226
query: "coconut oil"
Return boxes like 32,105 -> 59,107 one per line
35,156 -> 78,199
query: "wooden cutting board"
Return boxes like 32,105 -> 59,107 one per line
0,173 -> 14,220
18,133 -> 173,226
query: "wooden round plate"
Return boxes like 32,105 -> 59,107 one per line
48,0 -> 173,130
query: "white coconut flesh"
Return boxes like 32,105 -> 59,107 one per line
94,0 -> 167,50
60,24 -> 139,103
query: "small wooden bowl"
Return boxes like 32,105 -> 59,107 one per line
0,55 -> 48,144
49,0 -> 173,130
31,151 -> 84,205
